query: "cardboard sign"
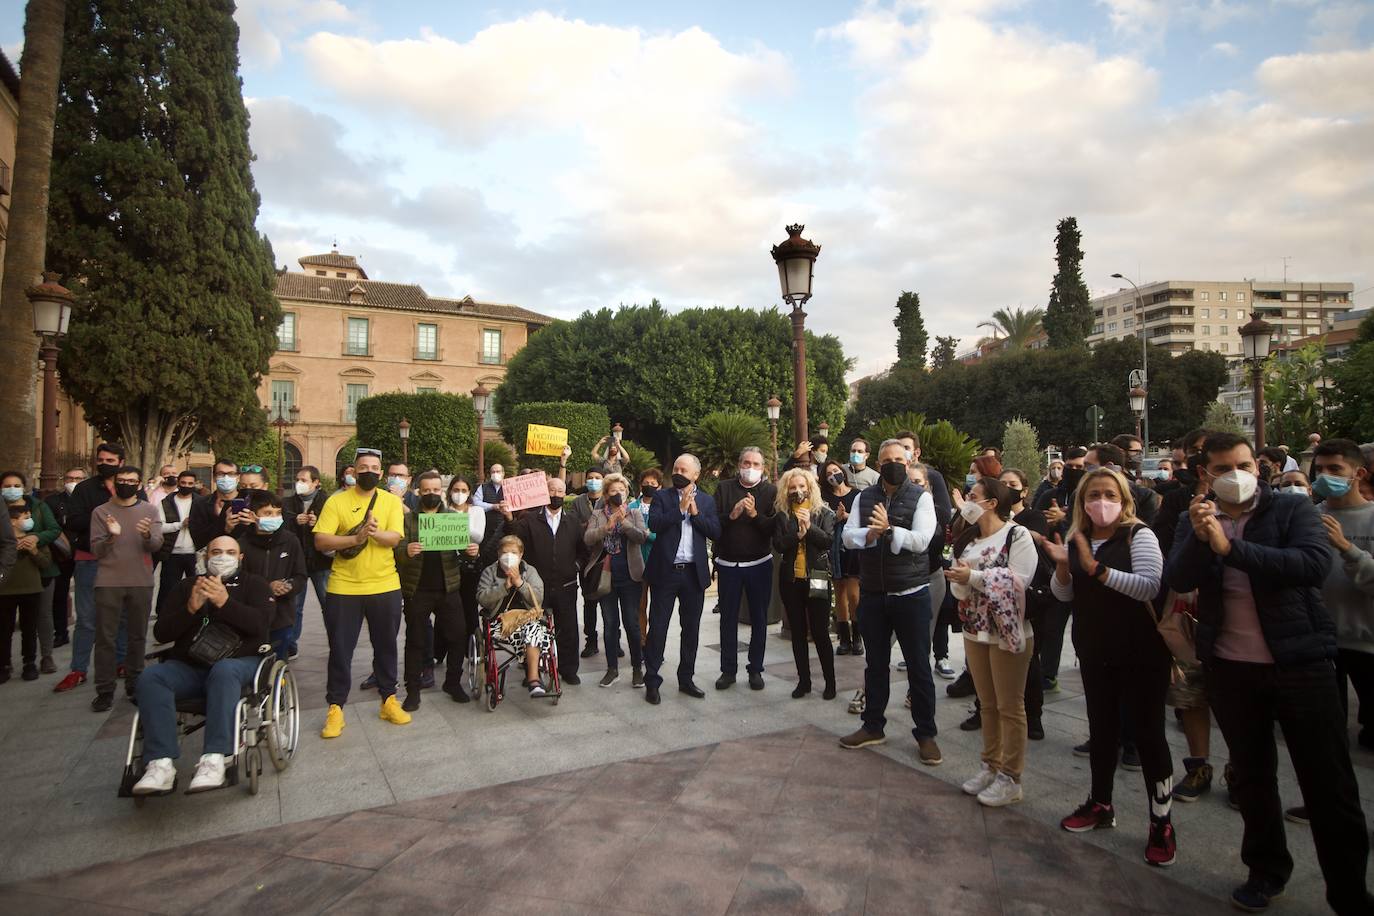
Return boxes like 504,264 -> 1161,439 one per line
525,423 -> 569,457
502,470 -> 551,512
417,511 -> 470,551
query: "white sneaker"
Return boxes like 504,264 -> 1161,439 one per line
132,757 -> 177,795
186,753 -> 227,793
934,659 -> 957,679
962,763 -> 997,796
847,689 -> 865,714
977,772 -> 1023,807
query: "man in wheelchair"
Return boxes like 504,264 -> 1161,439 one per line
131,535 -> 273,795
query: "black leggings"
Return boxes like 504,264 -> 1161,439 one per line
778,572 -> 834,689
1081,661 -> 1173,808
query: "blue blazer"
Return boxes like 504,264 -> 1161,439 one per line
645,486 -> 721,589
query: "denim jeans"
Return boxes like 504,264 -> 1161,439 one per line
600,580 -> 644,670
135,656 -> 260,760
857,587 -> 936,740
716,559 -> 773,676
290,569 -> 330,653
70,560 -> 126,674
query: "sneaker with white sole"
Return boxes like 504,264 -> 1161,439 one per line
132,757 -> 177,796
962,762 -> 997,796
934,659 -> 957,679
847,689 -> 865,714
600,669 -> 620,688
977,772 -> 1023,807
186,753 -> 227,794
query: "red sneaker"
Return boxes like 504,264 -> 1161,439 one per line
116,664 -> 127,678
1060,797 -> 1116,833
1145,820 -> 1177,867
53,671 -> 87,693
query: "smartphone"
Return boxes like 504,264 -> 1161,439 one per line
229,498 -> 249,515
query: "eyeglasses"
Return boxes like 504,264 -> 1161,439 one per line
239,465 -> 264,474
63,475 -> 84,482
355,448 -> 382,458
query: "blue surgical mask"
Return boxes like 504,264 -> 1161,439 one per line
965,474 -> 977,490
257,516 -> 283,533
1,486 -> 23,502
344,474 -> 357,486
1313,474 -> 1353,500
587,479 -> 602,493
388,475 -> 407,491
850,452 -> 865,467
19,517 -> 34,532
215,475 -> 238,493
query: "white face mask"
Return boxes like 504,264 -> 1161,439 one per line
451,491 -> 469,506
206,555 -> 239,579
1211,469 -> 1258,505
959,500 -> 986,525
1278,484 -> 1309,497
903,448 -> 914,463
499,552 -> 520,570
65,481 -> 78,494
294,480 -> 314,496
739,467 -> 762,485
491,471 -> 504,484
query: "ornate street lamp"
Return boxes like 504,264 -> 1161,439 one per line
1129,386 -> 1147,441
471,383 -> 491,479
267,392 -> 299,494
817,420 -> 830,442
765,396 -> 782,478
1239,312 -> 1275,449
1112,272 -> 1149,447
398,417 -> 411,467
771,224 -> 821,444
28,273 -> 74,492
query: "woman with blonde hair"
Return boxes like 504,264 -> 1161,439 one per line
477,535 -> 548,697
584,473 -> 649,688
1042,468 -> 1176,868
772,468 -> 838,699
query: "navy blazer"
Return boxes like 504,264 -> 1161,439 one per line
645,486 -> 721,589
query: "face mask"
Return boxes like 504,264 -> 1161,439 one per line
65,481 -> 78,494
177,485 -> 196,496
1062,466 -> 1085,491
1211,469 -> 1257,505
490,471 -> 504,484
215,475 -> 238,493
608,492 -> 624,508
739,467 -> 761,486
1278,484 -> 1310,497
789,490 -> 806,504
161,476 -> 176,488
880,462 -> 907,486
356,471 -> 380,491
827,473 -> 844,487
814,450 -> 828,465
547,495 -> 564,510
388,476 -> 408,492
1084,499 -> 1122,527
965,474 -> 977,491
499,552 -> 520,570
640,485 -> 658,501
450,491 -> 469,506
96,464 -> 118,479
344,474 -> 357,486
257,516 -> 284,533
671,473 -> 691,490
419,493 -> 443,511
903,448 -> 914,463
850,452 -> 865,467
0,486 -> 23,502
206,555 -> 239,578
1313,474 -> 1353,500
1049,467 -> 1062,481
114,482 -> 140,500
294,481 -> 314,496
959,500 -> 985,524
1004,486 -> 1022,503
586,479 -> 603,493
19,517 -> 34,532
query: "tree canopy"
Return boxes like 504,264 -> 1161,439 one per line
893,291 -> 928,371
931,336 -> 959,370
978,307 -> 1045,351
1042,217 -> 1093,350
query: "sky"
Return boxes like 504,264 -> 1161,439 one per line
3,0 -> 1372,381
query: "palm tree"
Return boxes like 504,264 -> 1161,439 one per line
686,411 -> 770,478
977,306 -> 1047,351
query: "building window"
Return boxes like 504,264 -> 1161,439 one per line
1285,292 -> 1299,301
269,379 -> 295,411
346,317 -> 370,356
1092,324 -> 1103,335
1124,317 -> 1134,328
416,386 -> 437,395
416,323 -> 438,360
315,270 -> 327,277
1200,342 -> 1211,351
1107,306 -> 1116,316
484,399 -> 500,428
1219,309 -> 1227,319
336,272 -> 347,279
1200,291 -> 1209,301
345,383 -> 368,421
1200,326 -> 1211,335
276,312 -> 297,351
481,329 -> 503,364
1200,309 -> 1209,319
1218,291 -> 1227,301
1107,322 -> 1118,332
1236,291 -> 1246,302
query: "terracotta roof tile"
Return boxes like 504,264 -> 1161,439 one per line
273,272 -> 552,325
298,252 -> 368,278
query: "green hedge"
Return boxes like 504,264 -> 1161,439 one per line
500,402 -> 610,475
355,392 -> 477,474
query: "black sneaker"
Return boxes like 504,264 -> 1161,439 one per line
419,666 -> 435,689
1230,878 -> 1285,912
1073,739 -> 1091,758
1173,762 -> 1213,802
580,642 -> 598,658
91,692 -> 114,713
445,684 -> 471,704
599,669 -> 620,688
562,673 -> 581,686
1223,763 -> 1241,810
22,664 -> 39,681
1283,805 -> 1309,826
631,667 -> 644,689
1120,744 -> 1142,771
360,673 -> 378,690
945,670 -> 975,698
1027,718 -> 1045,741
401,693 -> 420,712
959,708 -> 982,731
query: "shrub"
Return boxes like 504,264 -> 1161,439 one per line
1000,418 -> 1042,477
685,411 -> 771,477
500,402 -> 610,476
455,439 -> 518,482
355,392 -> 477,473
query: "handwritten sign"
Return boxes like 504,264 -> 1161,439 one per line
525,423 -> 569,457
502,470 -> 551,512
417,512 -> 470,551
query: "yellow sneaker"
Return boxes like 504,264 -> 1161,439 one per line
321,704 -> 345,739
379,695 -> 412,725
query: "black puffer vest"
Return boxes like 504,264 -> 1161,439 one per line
855,480 -> 930,594
1068,523 -> 1169,667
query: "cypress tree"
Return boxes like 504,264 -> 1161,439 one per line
893,290 -> 928,370
1042,217 -> 1094,349
46,0 -> 280,472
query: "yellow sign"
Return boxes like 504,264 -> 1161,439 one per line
525,423 -> 569,457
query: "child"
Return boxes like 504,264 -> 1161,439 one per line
1,506 -> 53,682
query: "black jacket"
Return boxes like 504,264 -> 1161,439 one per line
189,493 -> 237,550
284,490 -> 333,572
1165,482 -> 1335,667
153,571 -> 274,665
65,475 -> 121,552
715,477 -> 778,563
237,529 -> 306,632
773,504 -> 835,576
512,509 -> 587,590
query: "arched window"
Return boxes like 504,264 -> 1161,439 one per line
283,442 -> 303,485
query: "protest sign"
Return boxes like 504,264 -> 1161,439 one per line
525,424 -> 568,457
502,471 -> 551,512
417,511 -> 470,551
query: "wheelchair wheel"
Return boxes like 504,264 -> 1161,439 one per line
266,662 -> 300,772
246,746 -> 261,796
485,683 -> 498,712
466,634 -> 482,700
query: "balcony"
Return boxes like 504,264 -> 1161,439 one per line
343,343 -> 371,357
413,347 -> 441,361
479,351 -> 505,366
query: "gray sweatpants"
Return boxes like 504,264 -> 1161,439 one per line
94,586 -> 152,695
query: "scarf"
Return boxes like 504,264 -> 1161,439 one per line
956,526 -> 1029,654
600,505 -> 624,557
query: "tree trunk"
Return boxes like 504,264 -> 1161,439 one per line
0,0 -> 66,477
117,400 -> 195,478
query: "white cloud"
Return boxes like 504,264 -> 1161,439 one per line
234,0 -> 358,69
1211,40 -> 1240,56
1257,46 -> 1374,114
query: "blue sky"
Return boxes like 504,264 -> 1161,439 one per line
3,1 -> 1371,379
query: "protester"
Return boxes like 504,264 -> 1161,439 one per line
1032,445 -> 1087,692
237,465 -> 268,493
713,447 -> 777,691
508,474 -> 586,685
477,535 -> 548,696
89,466 -> 164,712
2,471 -> 61,675
1032,459 -> 1064,507
153,470 -> 202,614
583,473 -> 648,688
237,490 -> 305,661
313,447 -> 410,737
643,454 -> 721,705
1277,469 -> 1311,497
822,459 -> 862,657
339,465 -> 356,491
145,464 -> 178,505
0,510 -> 14,588
131,535 -> 274,795
188,458 -> 242,549
438,475 -> 486,693
1,500 -> 52,682
773,468 -> 837,699
387,461 -> 419,513
1166,432 -> 1371,913
568,466 -> 604,658
846,438 -> 879,489
472,463 -> 506,511
1087,441 -> 1159,526
1046,467 -> 1175,868
45,467 -> 85,648
630,468 -> 661,648
591,435 -> 625,475
838,439 -> 941,766
283,466 -> 332,659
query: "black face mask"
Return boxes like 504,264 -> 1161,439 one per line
356,471 -> 380,491
177,485 -> 196,496
671,473 -> 691,490
419,493 -> 442,511
162,476 -> 177,488
96,464 -> 118,479
788,491 -> 806,504
880,461 -> 907,486
640,485 -> 658,501
114,482 -> 140,500
1061,466 -> 1085,492
547,495 -> 564,510
827,473 -> 845,487
608,492 -> 624,508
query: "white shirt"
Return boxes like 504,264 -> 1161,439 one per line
841,487 -> 936,595
472,481 -> 504,511
156,494 -> 197,554
465,505 -> 486,545
674,498 -> 695,564
544,507 -> 563,536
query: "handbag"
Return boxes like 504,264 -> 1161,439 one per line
336,491 -> 379,560
1156,590 -> 1199,666
187,616 -> 243,666
589,555 -> 613,599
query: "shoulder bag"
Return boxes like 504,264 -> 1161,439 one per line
336,490 -> 379,560
187,615 -> 243,666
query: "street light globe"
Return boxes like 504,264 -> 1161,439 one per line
28,272 -> 74,338
398,417 -> 411,440
765,396 -> 781,422
1239,313 -> 1275,362
1129,386 -> 1147,414
770,224 -> 820,305
817,421 -> 830,439
470,382 -> 491,415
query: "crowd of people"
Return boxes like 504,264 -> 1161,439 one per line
1,426 -> 1371,913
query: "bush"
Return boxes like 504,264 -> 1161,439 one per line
862,411 -> 979,498
356,392 -> 477,473
454,439 -> 518,482
1000,418 -> 1042,477
685,410 -> 771,477
1202,401 -> 1245,436
334,434 -> 358,477
500,402 -> 610,476
617,438 -> 661,479
212,429 -> 279,487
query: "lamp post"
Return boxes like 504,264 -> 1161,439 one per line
471,383 -> 491,479
28,273 -> 74,493
1112,272 -> 1149,448
817,420 -> 830,443
267,392 -> 299,494
1129,386 -> 1147,441
771,224 -> 821,444
398,417 -> 411,467
1239,312 -> 1275,449
765,396 -> 782,478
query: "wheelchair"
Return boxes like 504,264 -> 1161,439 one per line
118,646 -> 300,804
481,607 -> 561,711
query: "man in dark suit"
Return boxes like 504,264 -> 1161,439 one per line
643,454 -> 722,704
508,475 -> 587,685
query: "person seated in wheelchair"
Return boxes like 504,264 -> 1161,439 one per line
477,535 -> 547,697
132,535 -> 274,795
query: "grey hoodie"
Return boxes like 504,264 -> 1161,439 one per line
1318,501 -> 1374,654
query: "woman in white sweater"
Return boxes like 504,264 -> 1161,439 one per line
947,476 -> 1039,808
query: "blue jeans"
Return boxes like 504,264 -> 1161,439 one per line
716,559 -> 774,675
644,566 -> 705,690
71,560 -> 126,674
290,569 -> 331,653
600,580 -> 643,670
858,588 -> 937,740
135,656 -> 260,760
